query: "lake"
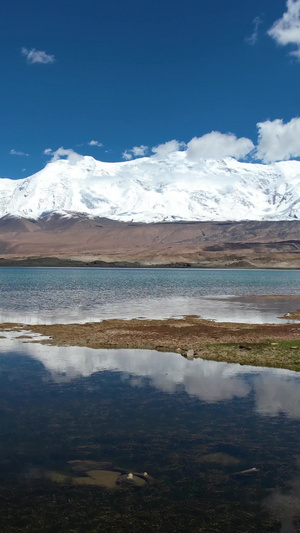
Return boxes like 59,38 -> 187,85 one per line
0,268 -> 300,531
1,332 -> 300,531
0,267 -> 300,323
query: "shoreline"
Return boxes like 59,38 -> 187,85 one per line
2,315 -> 300,372
0,257 -> 300,270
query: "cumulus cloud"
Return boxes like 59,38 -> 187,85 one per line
88,140 -> 103,147
21,47 -> 55,64
268,0 -> 300,58
121,120 -> 300,165
246,15 -> 263,45
122,150 -> 133,160
123,136 -> 254,162
122,145 -> 148,160
186,132 -> 254,161
9,149 -> 29,156
256,117 -> 300,162
131,145 -> 148,156
44,147 -> 83,165
151,139 -> 185,158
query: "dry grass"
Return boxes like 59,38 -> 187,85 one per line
2,315 -> 300,371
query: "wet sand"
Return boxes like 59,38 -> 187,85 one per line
2,314 -> 300,371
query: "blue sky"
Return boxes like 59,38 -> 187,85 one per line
1,0 -> 300,179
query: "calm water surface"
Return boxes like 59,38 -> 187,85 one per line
0,333 -> 300,531
0,267 -> 300,323
1,268 -> 300,531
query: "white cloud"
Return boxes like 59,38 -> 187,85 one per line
110,120 -> 300,166
256,117 -> 300,162
186,132 -> 254,160
151,139 -> 185,158
122,150 -> 133,160
268,0 -> 300,58
122,145 -> 148,160
246,15 -> 263,45
131,145 -> 148,157
21,47 -> 55,64
46,147 -> 84,165
9,149 -> 29,156
88,140 -> 103,147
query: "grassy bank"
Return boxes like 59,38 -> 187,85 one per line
2,315 -> 300,372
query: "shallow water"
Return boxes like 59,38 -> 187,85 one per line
1,335 -> 300,531
1,267 -> 300,531
0,267 -> 300,324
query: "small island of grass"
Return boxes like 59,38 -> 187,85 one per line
2,313 -> 300,372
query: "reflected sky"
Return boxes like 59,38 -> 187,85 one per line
2,333 -> 300,420
0,294 -> 299,325
2,333 -> 300,531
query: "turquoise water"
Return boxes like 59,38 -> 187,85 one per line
0,267 -> 300,323
0,334 -> 300,531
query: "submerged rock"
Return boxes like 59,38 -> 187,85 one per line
117,472 -> 147,487
77,470 -> 121,489
198,452 -> 240,466
47,459 -> 154,490
231,467 -> 259,476
68,460 -> 114,473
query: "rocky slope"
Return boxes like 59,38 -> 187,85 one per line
0,214 -> 300,268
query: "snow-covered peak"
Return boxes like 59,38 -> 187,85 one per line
1,153 -> 300,222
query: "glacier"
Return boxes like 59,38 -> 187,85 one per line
1,152 -> 300,222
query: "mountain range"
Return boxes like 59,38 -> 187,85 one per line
1,153 -> 300,268
1,153 -> 300,222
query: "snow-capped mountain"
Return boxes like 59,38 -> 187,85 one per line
1,152 -> 300,222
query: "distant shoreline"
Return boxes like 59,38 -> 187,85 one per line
0,257 -> 299,269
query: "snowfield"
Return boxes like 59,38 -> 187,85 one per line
1,152 -> 300,222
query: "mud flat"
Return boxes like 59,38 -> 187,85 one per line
2,314 -> 300,372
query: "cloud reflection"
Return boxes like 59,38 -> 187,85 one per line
264,475 -> 300,533
253,374 -> 300,419
1,333 -> 300,418
0,293 -> 298,325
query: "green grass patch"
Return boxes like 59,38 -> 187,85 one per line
197,340 -> 300,372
